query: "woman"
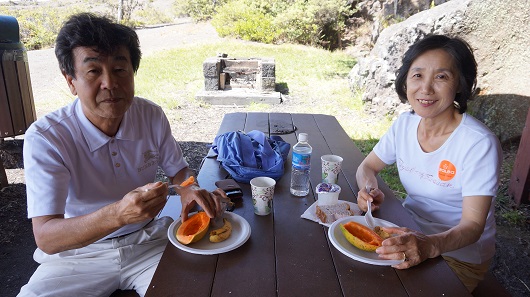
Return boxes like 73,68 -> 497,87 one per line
356,35 -> 501,292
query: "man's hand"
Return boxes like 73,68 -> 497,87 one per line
32,181 -> 169,254
115,181 -> 169,225
179,185 -> 229,223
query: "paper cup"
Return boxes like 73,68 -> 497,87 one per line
321,155 -> 343,184
316,183 -> 341,205
250,177 -> 276,215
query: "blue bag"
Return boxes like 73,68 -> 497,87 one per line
211,130 -> 291,183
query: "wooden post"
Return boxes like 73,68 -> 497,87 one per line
0,158 -> 7,189
0,55 -> 15,137
0,16 -> 36,138
508,107 -> 530,205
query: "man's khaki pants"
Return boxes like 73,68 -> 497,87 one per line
17,217 -> 172,297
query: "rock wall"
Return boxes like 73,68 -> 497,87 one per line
349,0 -> 530,143
354,0 -> 451,19
463,0 -> 530,143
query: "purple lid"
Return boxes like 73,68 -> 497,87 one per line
316,183 -> 340,193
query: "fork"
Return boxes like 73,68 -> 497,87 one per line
364,185 -> 376,229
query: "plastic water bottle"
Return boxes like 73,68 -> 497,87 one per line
290,133 -> 312,196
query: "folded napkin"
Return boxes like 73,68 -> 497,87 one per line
301,200 -> 362,227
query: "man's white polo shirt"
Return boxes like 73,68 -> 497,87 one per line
24,97 -> 188,239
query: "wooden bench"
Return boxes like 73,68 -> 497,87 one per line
509,107 -> 530,205
109,290 -> 139,297
144,266 -> 510,297
473,271 -> 511,297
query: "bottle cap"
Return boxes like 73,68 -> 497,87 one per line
298,133 -> 308,142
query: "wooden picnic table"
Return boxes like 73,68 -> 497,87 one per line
146,112 -> 470,297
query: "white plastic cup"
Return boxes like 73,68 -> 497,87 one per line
316,183 -> 341,206
321,155 -> 343,184
250,177 -> 276,215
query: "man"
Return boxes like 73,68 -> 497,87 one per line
18,13 -> 225,296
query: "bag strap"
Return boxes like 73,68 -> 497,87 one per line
247,130 -> 275,170
270,135 -> 291,161
237,131 -> 257,168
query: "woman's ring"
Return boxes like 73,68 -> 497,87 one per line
402,252 -> 407,261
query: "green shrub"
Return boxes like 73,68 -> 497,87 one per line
502,209 -> 526,225
174,0 -> 229,21
210,0 -> 354,49
212,1 -> 279,43
0,6 -> 79,50
273,3 -> 320,46
135,7 -> 173,26
103,0 -> 149,26
313,0 -> 353,48
275,0 -> 352,48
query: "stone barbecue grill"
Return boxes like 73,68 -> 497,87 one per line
196,55 -> 281,105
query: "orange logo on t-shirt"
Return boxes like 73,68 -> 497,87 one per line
438,160 -> 456,181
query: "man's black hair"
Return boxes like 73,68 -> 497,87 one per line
55,13 -> 141,78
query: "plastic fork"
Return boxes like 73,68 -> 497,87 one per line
143,183 -> 182,192
365,185 -> 376,229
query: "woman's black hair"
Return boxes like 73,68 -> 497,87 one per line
394,35 -> 477,114
55,13 -> 141,78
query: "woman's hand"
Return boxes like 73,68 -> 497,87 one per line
357,186 -> 385,213
375,226 -> 436,269
356,151 -> 387,212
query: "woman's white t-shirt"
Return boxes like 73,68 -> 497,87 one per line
373,112 -> 501,264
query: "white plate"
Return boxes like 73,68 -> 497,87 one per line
168,212 -> 251,255
328,216 -> 404,266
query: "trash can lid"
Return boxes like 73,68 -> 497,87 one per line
0,15 -> 20,43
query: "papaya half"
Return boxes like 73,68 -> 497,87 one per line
176,212 -> 210,245
340,221 -> 383,252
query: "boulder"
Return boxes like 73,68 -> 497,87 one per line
354,0 -> 451,20
349,0 -> 530,143
470,95 -> 530,144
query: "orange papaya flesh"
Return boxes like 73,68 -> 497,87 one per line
176,212 -> 210,245
340,221 -> 383,252
180,176 -> 196,187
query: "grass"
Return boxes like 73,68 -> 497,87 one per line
134,40 -> 406,197
135,40 -> 393,139
136,42 -> 356,106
